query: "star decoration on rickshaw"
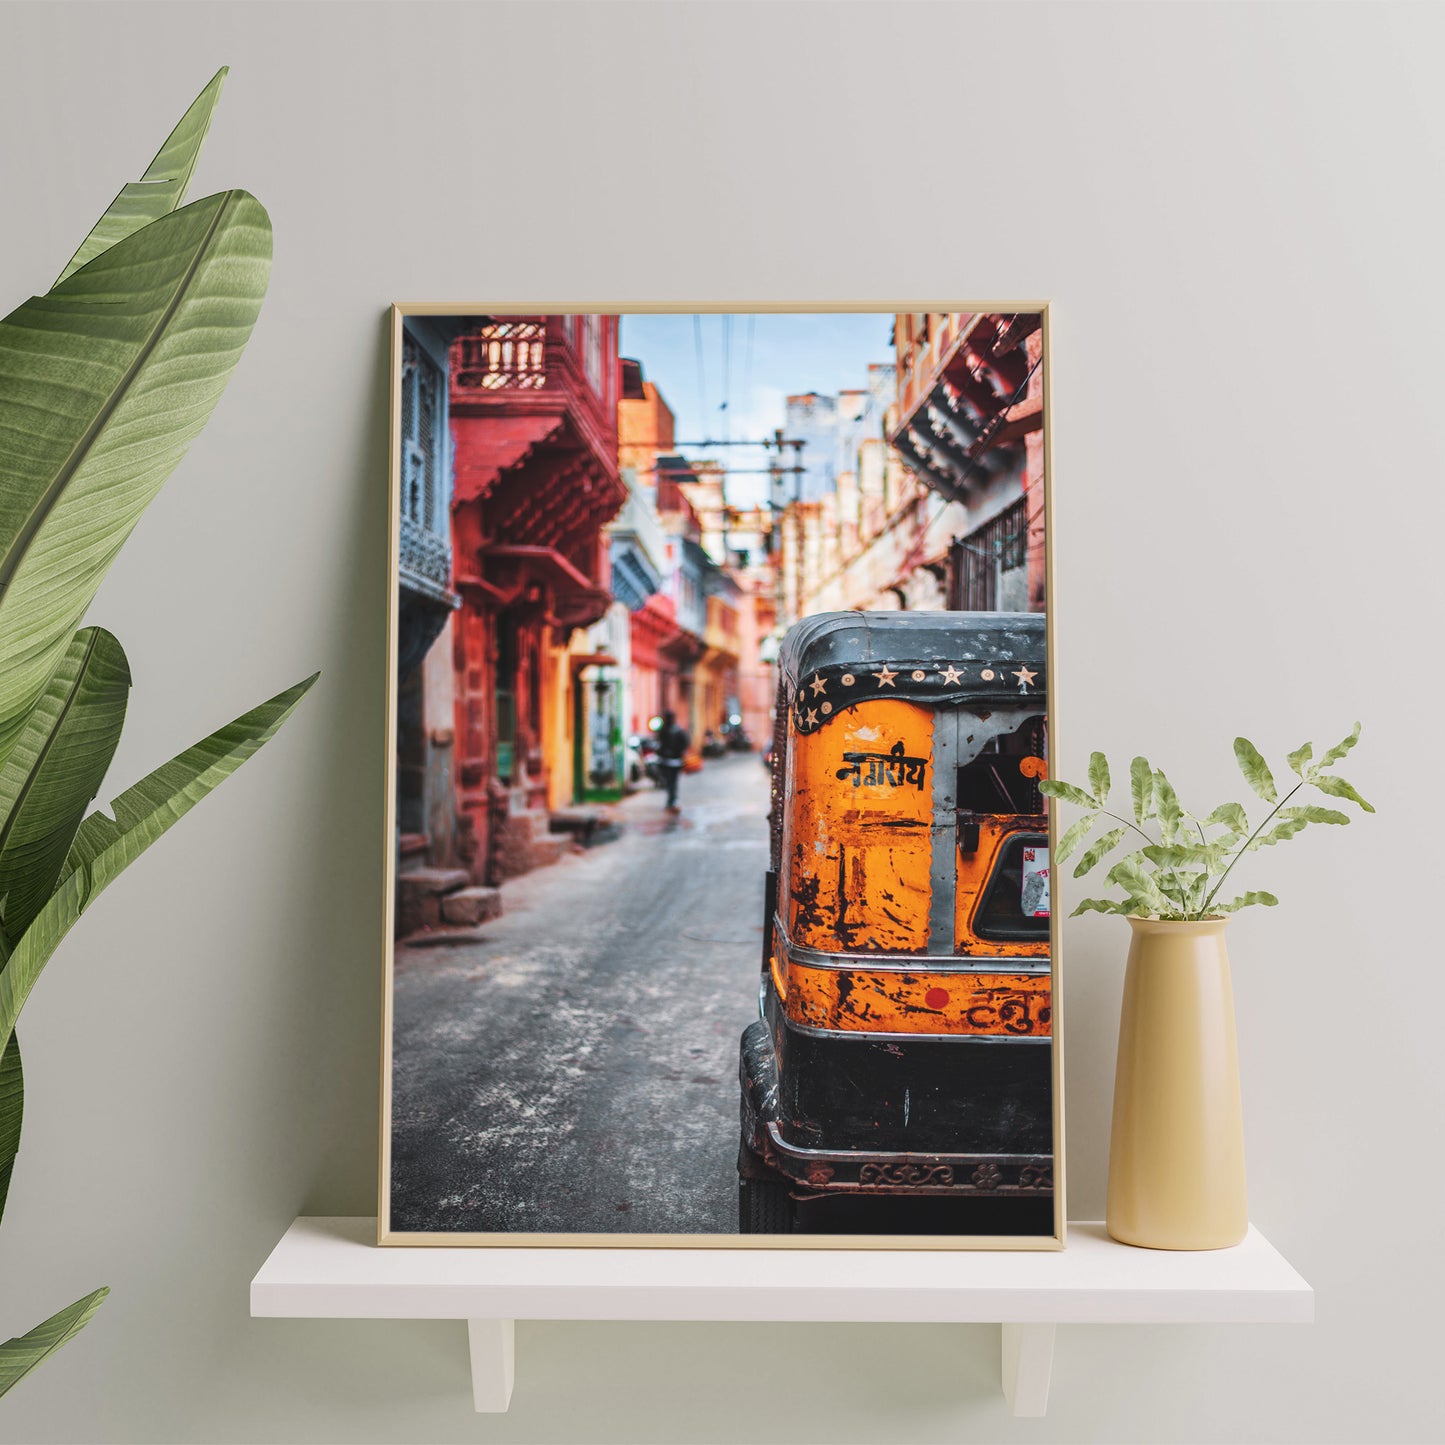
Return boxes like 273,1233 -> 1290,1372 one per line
809,673 -> 827,696
1014,665 -> 1038,692
873,665 -> 898,687
803,706 -> 819,727
938,663 -> 964,685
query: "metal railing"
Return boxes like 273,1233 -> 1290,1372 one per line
948,495 -> 1029,612
453,322 -> 548,390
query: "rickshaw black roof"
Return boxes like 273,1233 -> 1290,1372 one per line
780,611 -> 1047,732
781,611 -> 1046,683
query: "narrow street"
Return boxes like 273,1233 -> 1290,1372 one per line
390,752 -> 769,1235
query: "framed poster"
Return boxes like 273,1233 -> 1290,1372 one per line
381,305 -> 1061,1249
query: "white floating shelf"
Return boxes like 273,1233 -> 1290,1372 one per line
251,1217 -> 1313,1417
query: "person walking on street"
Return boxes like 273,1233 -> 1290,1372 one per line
656,710 -> 690,813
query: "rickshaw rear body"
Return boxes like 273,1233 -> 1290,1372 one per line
739,611 -> 1054,1227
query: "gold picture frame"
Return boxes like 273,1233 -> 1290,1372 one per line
380,303 -> 1063,1250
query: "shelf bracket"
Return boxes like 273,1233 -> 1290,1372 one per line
465,1317 -> 1053,1417
1000,1322 -> 1055,1416
467,1318 -> 515,1412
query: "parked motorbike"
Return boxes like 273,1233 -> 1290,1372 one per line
720,717 -> 752,752
631,732 -> 663,786
623,735 -> 646,786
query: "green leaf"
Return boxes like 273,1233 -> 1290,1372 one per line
0,674 -> 317,1059
1129,756 -> 1152,825
1152,869 -> 1208,917
1246,817 -> 1308,850
1311,773 -> 1375,813
1233,737 -> 1277,803
1039,780 -> 1097,811
0,188 -> 273,768
1153,769 -> 1182,844
1317,722 -> 1361,769
1154,872 -> 1189,906
1279,805 -> 1349,826
60,673 -> 318,898
1286,741 -> 1313,776
56,69 -> 228,285
1054,812 -> 1097,866
0,1032 -> 19,1224
1142,842 -> 1223,869
1215,891 -> 1280,913
1106,856 -> 1172,915
1088,752 -> 1110,804
1203,801 -> 1248,834
0,629 -> 129,947
0,1286 -> 108,1399
1074,826 -> 1126,878
1071,897 -> 1128,917
1182,870 -> 1211,912
0,875 -> 80,1071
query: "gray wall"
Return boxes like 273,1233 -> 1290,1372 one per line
0,2 -> 1439,1440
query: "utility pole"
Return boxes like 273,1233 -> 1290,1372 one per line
765,429 -> 807,628
788,434 -> 805,627
718,460 -> 729,562
768,428 -> 786,629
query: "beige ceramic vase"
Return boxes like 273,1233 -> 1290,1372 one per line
1106,917 -> 1248,1250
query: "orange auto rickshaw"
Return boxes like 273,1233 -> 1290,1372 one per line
738,610 -> 1054,1234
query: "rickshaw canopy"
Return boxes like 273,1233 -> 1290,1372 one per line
779,611 -> 1047,735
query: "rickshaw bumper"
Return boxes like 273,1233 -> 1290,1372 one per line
755,1122 -> 1053,1196
738,1016 -> 1054,1198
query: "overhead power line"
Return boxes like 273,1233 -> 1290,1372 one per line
670,437 -> 805,450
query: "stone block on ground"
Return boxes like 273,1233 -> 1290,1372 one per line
548,806 -> 612,839
495,810 -> 579,876
440,885 -> 503,927
493,812 -> 541,879
529,834 -> 571,869
397,867 -> 469,896
396,866 -> 470,935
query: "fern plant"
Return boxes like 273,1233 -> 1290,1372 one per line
0,70 -> 315,1396
1041,725 -> 1372,920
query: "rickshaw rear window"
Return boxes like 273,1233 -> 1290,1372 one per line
974,833 -> 1051,942
956,717 -> 1046,814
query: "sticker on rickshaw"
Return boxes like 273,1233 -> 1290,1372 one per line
1021,846 -> 1050,918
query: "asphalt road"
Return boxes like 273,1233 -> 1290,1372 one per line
389,752 -> 769,1235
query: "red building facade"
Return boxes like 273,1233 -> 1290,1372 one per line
448,316 -> 627,882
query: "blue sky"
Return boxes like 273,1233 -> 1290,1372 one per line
618,312 -> 895,506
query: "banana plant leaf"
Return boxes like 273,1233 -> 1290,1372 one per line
56,69 -> 227,286
0,1032 -> 19,1222
0,628 -> 130,948
0,1286 -> 108,1399
0,671 -> 317,1061
0,69 -> 311,1406
0,188 -> 272,768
